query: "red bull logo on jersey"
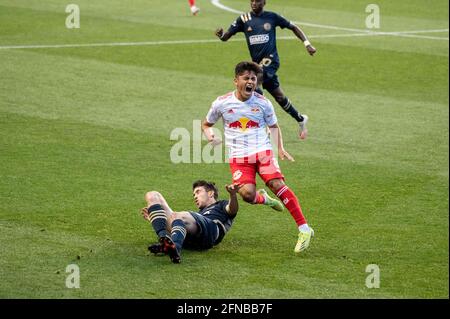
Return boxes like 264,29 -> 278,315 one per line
228,117 -> 260,131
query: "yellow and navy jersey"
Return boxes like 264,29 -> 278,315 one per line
227,11 -> 291,68
197,200 -> 234,234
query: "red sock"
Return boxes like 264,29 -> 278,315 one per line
253,192 -> 265,204
276,186 -> 307,226
188,0 -> 195,6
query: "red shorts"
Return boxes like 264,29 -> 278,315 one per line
229,150 -> 284,185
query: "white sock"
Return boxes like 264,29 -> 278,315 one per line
298,224 -> 310,232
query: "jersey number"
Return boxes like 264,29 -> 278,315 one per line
259,58 -> 272,67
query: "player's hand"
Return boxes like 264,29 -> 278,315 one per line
215,28 -> 224,38
279,148 -> 295,161
141,207 -> 151,222
209,137 -> 222,146
306,44 -> 316,56
225,183 -> 243,195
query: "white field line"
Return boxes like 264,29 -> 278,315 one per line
0,2 -> 448,50
0,28 -> 447,50
0,39 -> 219,50
0,36 -> 350,50
211,0 -> 449,41
210,0 -> 242,14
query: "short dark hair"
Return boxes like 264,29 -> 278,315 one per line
234,61 -> 262,77
192,180 -> 219,200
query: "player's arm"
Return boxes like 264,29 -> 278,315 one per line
202,119 -> 222,145
287,23 -> 317,56
225,183 -> 242,216
268,123 -> 295,161
215,28 -> 233,42
215,16 -> 243,42
203,100 -> 223,145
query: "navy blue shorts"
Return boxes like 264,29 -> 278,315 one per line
183,212 -> 220,250
262,65 -> 280,92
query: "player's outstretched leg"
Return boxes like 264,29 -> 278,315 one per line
267,179 -> 314,253
166,218 -> 187,263
270,87 -> 308,140
238,184 -> 283,211
279,97 -> 308,140
146,204 -> 170,239
257,188 -> 284,211
143,191 -> 182,258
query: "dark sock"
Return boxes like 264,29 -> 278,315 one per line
148,204 -> 168,239
171,219 -> 187,252
279,97 -> 304,122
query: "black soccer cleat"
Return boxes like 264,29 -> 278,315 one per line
148,235 -> 174,255
148,243 -> 165,255
167,246 -> 181,264
160,236 -> 181,264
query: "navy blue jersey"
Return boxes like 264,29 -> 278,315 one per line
197,200 -> 234,234
227,11 -> 291,68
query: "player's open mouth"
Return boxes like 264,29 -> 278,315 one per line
245,85 -> 254,93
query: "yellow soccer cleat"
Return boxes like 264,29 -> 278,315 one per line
294,227 -> 314,253
258,189 -> 284,212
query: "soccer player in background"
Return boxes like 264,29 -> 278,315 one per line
202,61 -> 314,253
142,181 -> 241,263
188,0 -> 200,15
215,0 -> 316,140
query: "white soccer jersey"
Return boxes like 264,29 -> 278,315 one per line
206,91 -> 278,158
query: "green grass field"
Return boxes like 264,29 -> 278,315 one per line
0,0 -> 448,298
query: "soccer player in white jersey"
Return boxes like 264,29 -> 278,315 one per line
215,0 -> 317,140
202,61 -> 314,253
